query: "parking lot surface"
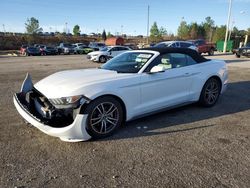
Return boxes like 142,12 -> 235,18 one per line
0,54 -> 249,187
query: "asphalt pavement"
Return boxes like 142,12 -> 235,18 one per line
0,54 -> 249,188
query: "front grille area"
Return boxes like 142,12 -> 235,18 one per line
16,88 -> 74,128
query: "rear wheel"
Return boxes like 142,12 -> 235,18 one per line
208,48 -> 214,56
84,96 -> 123,139
199,78 -> 221,107
99,56 -> 107,63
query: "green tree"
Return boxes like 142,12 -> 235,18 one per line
197,25 -> 205,38
73,25 -> 80,36
202,16 -> 215,41
102,30 -> 107,41
177,20 -> 189,39
25,17 -> 43,34
212,25 -> 226,42
159,27 -> 167,36
247,28 -> 250,35
150,22 -> 162,42
150,22 -> 160,36
189,22 -> 198,39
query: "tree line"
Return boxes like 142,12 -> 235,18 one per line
24,17 -> 250,43
150,16 -> 250,43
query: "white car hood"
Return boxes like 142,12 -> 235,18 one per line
34,69 -> 126,99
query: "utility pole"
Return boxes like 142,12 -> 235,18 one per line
2,24 -> 6,34
65,22 -> 68,34
228,20 -> 235,41
120,25 -> 124,36
147,5 -> 150,44
223,0 -> 232,53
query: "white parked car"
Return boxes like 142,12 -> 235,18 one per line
14,48 -> 228,142
87,46 -> 131,63
154,41 -> 198,51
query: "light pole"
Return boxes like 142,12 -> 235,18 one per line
223,0 -> 232,53
65,22 -> 68,34
121,25 -> 123,36
228,20 -> 235,41
147,5 -> 150,44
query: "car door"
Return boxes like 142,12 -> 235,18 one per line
138,53 -> 196,114
109,47 -> 120,57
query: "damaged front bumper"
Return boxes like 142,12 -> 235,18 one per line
13,74 -> 92,142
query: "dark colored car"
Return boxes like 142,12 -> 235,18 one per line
234,43 -> 250,58
43,46 -> 58,55
26,47 -> 41,56
57,43 -> 75,55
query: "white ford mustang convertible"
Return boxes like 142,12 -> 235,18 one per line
14,48 -> 228,142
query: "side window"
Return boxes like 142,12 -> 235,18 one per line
118,47 -> 128,51
144,54 -> 171,72
186,55 -> 197,66
180,42 -> 190,48
111,47 -> 118,51
145,53 -> 197,72
170,43 -> 176,47
170,53 -> 187,68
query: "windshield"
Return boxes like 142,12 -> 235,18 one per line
64,44 -> 72,47
154,42 -> 172,48
101,52 -> 153,73
100,47 -> 111,51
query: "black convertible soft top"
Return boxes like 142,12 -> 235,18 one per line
141,47 -> 209,63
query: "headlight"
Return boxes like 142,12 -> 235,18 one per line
49,95 -> 90,109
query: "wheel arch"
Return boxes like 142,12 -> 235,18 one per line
207,75 -> 222,90
80,94 -> 127,123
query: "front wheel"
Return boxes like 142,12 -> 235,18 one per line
84,96 -> 124,139
199,78 -> 221,107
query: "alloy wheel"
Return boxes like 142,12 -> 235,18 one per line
90,102 -> 119,134
204,79 -> 219,105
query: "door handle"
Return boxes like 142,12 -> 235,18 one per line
185,73 -> 190,75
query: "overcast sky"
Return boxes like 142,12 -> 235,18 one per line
1,0 -> 249,35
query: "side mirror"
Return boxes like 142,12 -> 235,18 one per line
149,65 -> 165,73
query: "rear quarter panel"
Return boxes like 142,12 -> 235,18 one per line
189,59 -> 228,101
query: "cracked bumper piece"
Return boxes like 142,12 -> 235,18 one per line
13,73 -> 92,142
14,94 -> 91,142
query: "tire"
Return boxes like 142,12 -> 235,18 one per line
235,53 -> 240,58
208,48 -> 214,56
84,96 -> 123,139
199,78 -> 221,107
99,55 -> 107,63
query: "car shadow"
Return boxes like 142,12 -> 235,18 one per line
100,81 -> 250,141
226,59 -> 250,63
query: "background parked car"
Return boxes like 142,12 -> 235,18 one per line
57,43 -> 75,55
88,42 -> 106,51
25,47 -> 41,56
43,46 -> 58,55
154,41 -> 198,51
233,43 -> 250,58
20,45 -> 28,55
189,39 -> 216,55
76,45 -> 94,54
87,46 -> 131,63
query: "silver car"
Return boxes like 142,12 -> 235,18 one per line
154,41 -> 198,51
